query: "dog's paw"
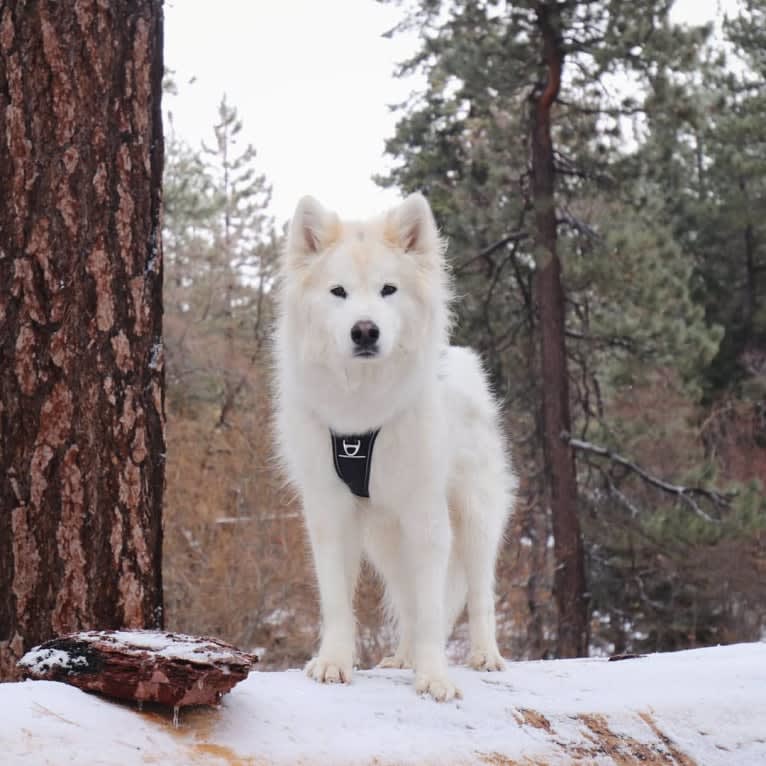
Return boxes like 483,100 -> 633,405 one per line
415,672 -> 462,702
305,655 -> 352,684
378,654 -> 412,670
468,647 -> 506,672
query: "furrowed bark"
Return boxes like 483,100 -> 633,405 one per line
529,1 -> 588,658
0,0 -> 165,680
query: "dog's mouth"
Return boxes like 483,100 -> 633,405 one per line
353,346 -> 380,359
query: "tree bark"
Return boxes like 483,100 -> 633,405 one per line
0,0 -> 165,680
739,178 -> 756,339
529,1 -> 588,658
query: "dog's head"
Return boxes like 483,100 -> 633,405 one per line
279,194 -> 450,370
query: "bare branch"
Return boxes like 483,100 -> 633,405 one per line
453,231 -> 529,276
557,98 -> 646,117
557,211 -> 600,239
564,434 -> 736,523
564,329 -> 638,353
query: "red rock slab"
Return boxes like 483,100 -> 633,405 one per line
18,630 -> 257,707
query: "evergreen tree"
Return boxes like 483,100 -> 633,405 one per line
163,96 -> 279,417
635,2 -> 766,394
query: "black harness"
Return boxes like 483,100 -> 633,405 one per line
330,430 -> 380,498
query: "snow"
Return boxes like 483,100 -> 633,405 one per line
32,630 -> 253,667
106,630 -> 245,664
2,642 -> 765,765
148,343 -> 163,370
18,648 -> 88,675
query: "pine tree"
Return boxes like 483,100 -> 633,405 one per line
636,2 -> 766,394
163,96 -> 278,418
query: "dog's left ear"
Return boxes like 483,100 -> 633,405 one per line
386,193 -> 442,258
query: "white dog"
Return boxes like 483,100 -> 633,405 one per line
273,193 -> 515,701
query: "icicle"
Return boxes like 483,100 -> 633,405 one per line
172,705 -> 180,728
137,700 -> 143,712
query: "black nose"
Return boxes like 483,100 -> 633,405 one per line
351,320 -> 380,348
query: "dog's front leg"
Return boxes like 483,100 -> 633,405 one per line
402,501 -> 461,701
303,493 -> 361,684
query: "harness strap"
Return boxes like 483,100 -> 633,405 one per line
330,429 -> 380,498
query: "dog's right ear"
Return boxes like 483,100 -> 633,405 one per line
286,196 -> 340,260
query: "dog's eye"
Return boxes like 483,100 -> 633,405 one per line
381,284 -> 398,297
330,286 -> 347,299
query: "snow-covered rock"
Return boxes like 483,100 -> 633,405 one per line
18,630 -> 255,707
2,642 -> 765,765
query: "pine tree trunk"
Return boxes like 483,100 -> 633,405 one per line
0,0 -> 165,680
530,2 -> 588,658
740,179 -> 756,338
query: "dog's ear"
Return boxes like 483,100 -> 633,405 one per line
385,193 -> 441,257
286,196 -> 341,258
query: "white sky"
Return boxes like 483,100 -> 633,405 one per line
164,0 -> 740,227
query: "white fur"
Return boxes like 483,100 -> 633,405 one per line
274,193 -> 516,702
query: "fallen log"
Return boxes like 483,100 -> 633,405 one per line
18,630 -> 256,707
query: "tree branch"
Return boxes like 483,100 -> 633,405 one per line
564,329 -> 638,352
453,231 -> 529,276
563,434 -> 736,523
557,211 -> 600,239
557,98 -> 646,117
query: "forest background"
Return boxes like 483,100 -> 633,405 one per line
161,0 -> 766,668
